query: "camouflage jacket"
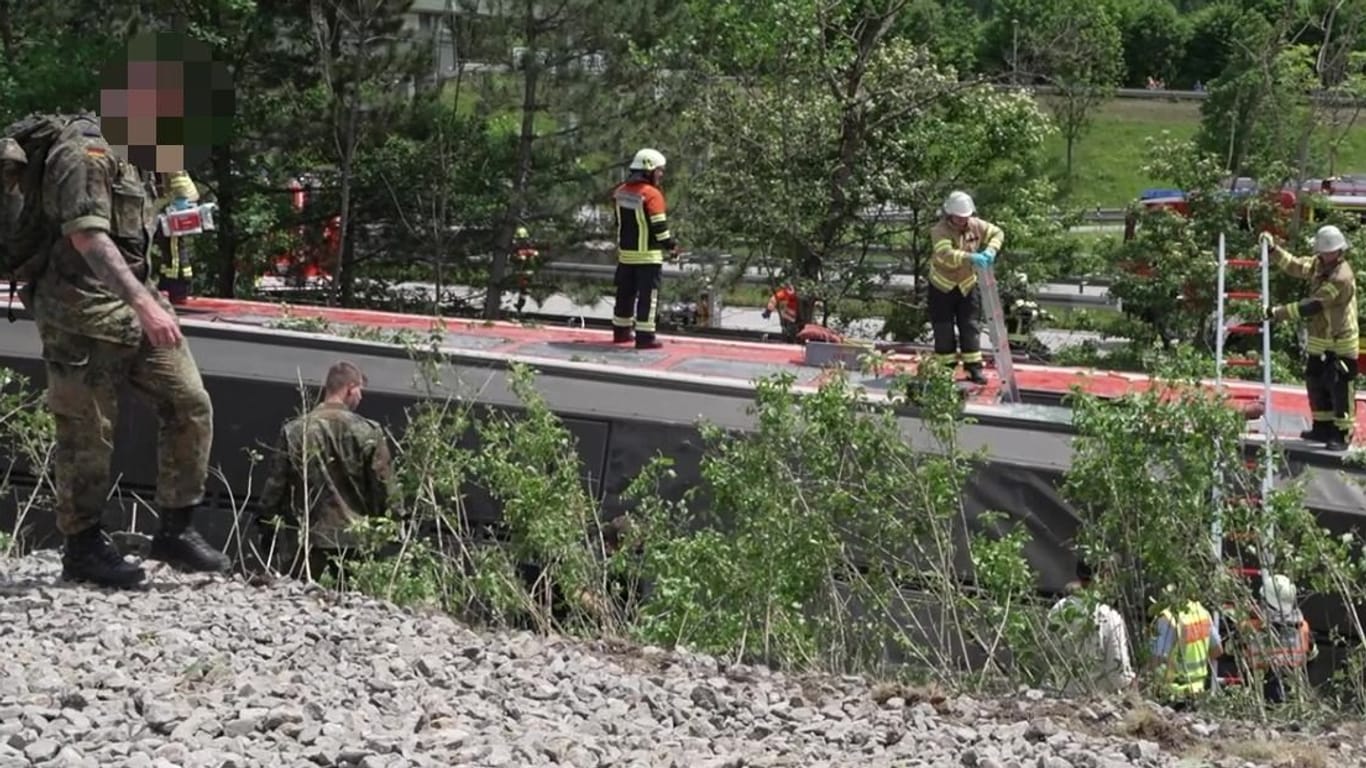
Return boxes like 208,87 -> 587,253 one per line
258,402 -> 395,547
31,115 -> 160,346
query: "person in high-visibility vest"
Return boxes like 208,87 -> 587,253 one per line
1260,227 -> 1359,450
611,148 -> 679,350
155,171 -> 199,304
1241,574 -> 1317,704
928,191 -> 1005,385
1149,595 -> 1222,708
763,282 -> 800,342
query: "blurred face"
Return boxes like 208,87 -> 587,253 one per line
651,167 -> 665,186
99,31 -> 235,173
1319,249 -> 1343,265
948,214 -> 970,231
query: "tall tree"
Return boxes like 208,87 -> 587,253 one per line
308,0 -> 429,306
472,0 -> 685,319
1113,0 -> 1189,88
686,13 -> 1057,334
985,0 -> 1124,180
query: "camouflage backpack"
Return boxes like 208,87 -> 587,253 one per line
0,112 -> 95,320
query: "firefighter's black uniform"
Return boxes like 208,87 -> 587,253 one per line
611,172 -> 676,349
927,215 -> 1005,383
1268,241 -> 1358,450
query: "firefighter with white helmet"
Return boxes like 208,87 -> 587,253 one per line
1261,225 -> 1358,450
511,224 -> 538,315
611,148 -> 678,349
928,190 -> 1005,384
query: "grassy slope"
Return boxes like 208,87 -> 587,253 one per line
1047,98 -> 1366,207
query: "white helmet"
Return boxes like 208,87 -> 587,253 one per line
943,190 -> 975,218
1314,224 -> 1349,254
629,148 -> 667,172
1261,573 -> 1299,621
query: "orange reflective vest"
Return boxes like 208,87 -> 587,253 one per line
770,287 -> 799,322
1244,618 -> 1314,670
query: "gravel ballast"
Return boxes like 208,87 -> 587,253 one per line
0,551 -> 1359,768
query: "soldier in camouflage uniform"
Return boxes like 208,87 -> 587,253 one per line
26,114 -> 227,587
256,361 -> 395,583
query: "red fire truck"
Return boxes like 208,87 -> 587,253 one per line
258,177 -> 340,286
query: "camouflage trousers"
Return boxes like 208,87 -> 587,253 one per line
39,324 -> 214,535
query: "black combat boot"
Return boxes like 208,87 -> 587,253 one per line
635,331 -> 662,350
62,525 -> 146,588
612,327 -> 634,344
965,363 -> 989,386
1324,427 -> 1350,452
149,506 -> 230,573
1300,421 -> 1332,442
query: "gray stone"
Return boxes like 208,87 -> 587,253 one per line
23,739 -> 59,762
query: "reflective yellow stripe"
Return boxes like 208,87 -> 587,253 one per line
637,292 -> 659,332
1320,283 -> 1340,299
960,351 -> 983,364
929,271 -> 977,293
649,213 -> 667,223
1286,303 -> 1301,320
619,250 -> 664,265
1306,336 -> 1359,356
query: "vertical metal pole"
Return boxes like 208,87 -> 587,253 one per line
1216,233 -> 1226,388
1212,233 -> 1226,561
1261,234 -> 1276,574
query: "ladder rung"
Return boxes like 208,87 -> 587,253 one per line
1224,530 -> 1259,542
1225,357 -> 1260,366
1225,291 -> 1263,300
1226,259 -> 1262,268
1226,323 -> 1263,335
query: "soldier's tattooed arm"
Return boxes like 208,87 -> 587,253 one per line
69,230 -> 157,310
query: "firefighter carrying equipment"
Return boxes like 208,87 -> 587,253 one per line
1264,229 -> 1357,440
155,172 -> 205,285
928,194 -> 1005,377
1157,601 -> 1215,697
612,150 -> 677,348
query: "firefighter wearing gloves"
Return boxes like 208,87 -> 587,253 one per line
1261,227 -> 1358,451
611,148 -> 678,350
928,190 -> 1005,385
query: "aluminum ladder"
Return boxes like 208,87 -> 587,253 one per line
1211,232 -> 1278,690
976,263 -> 1020,404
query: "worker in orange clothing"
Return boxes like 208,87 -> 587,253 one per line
1239,574 -> 1317,704
611,148 -> 679,350
763,281 -> 800,342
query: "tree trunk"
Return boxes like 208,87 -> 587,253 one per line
336,98 -> 359,307
484,0 -> 538,319
211,142 -> 237,297
1065,132 -> 1076,179
0,1 -> 14,64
